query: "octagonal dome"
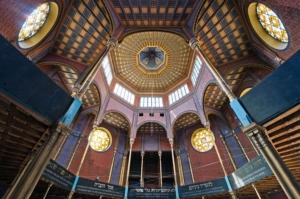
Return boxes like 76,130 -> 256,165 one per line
139,46 -> 166,70
112,31 -> 191,92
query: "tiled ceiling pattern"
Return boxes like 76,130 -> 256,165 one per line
109,0 -> 197,26
51,0 -> 112,66
103,112 -> 130,131
204,83 -> 228,110
173,112 -> 201,131
194,0 -> 254,66
226,66 -> 248,91
81,83 -> 101,109
112,31 -> 191,92
138,122 -> 166,133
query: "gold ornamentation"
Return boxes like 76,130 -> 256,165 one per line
18,3 -> 50,41
89,127 -> 112,152
191,128 -> 215,152
257,3 -> 288,42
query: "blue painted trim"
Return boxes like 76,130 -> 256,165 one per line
230,99 -> 252,127
124,186 -> 128,198
175,186 -> 179,198
72,176 -> 79,191
60,98 -> 82,126
225,176 -> 233,191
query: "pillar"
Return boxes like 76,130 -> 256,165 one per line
72,37 -> 118,100
159,152 -> 163,187
119,155 -> 127,186
186,152 -> 195,183
170,138 -> 180,199
124,138 -> 134,199
140,152 -> 144,187
176,153 -> 185,186
43,182 -> 53,199
244,123 -> 300,198
7,122 -> 70,199
108,150 -> 117,183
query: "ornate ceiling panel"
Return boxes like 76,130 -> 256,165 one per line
204,83 -> 228,110
109,0 -> 197,26
81,83 -> 101,109
112,31 -> 191,92
103,112 -> 130,131
51,0 -> 112,66
173,112 -> 201,131
194,0 -> 254,66
226,66 -> 248,91
137,122 -> 166,134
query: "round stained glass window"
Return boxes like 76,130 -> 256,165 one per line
191,128 -> 215,152
18,3 -> 50,41
256,3 -> 288,42
89,128 -> 112,152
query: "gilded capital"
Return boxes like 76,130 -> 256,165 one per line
107,37 -> 119,50
189,37 -> 200,50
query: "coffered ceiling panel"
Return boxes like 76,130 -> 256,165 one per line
112,31 -> 191,92
173,112 -> 201,131
194,0 -> 254,66
204,83 -> 228,110
137,122 -> 166,134
109,0 -> 197,26
51,0 -> 113,66
103,112 -> 130,131
81,83 -> 101,109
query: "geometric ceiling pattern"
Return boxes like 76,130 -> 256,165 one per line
112,31 -> 191,92
194,0 -> 254,66
109,0 -> 197,26
81,83 -> 101,109
103,112 -> 130,131
226,66 -> 249,91
137,122 -> 166,134
204,83 -> 229,110
51,0 -> 112,66
173,112 -> 201,131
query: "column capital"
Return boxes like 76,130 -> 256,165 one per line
169,138 -> 174,146
242,122 -> 265,137
129,137 -> 135,146
189,37 -> 200,50
107,37 -> 119,50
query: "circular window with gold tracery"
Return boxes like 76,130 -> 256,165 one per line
18,3 -> 50,41
191,128 -> 215,152
256,3 -> 288,43
89,127 -> 112,152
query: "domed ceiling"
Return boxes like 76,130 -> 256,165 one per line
111,31 -> 191,92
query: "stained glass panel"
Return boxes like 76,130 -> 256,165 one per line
257,3 -> 288,42
89,128 -> 112,152
191,128 -> 215,152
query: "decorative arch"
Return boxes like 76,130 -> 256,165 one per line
102,110 -> 131,133
206,110 -> 232,131
171,110 -> 201,129
135,121 -> 168,138
202,82 -> 229,111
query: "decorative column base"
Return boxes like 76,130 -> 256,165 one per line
243,122 -> 300,199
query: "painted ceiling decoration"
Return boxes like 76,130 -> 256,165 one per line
194,0 -> 254,66
108,0 -> 197,26
81,83 -> 101,109
103,112 -> 130,131
204,83 -> 228,110
173,112 -> 201,131
139,46 -> 165,70
137,122 -> 166,134
112,31 -> 191,92
51,0 -> 113,66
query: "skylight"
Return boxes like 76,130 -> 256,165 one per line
168,84 -> 189,105
102,56 -> 112,85
191,56 -> 202,86
140,97 -> 163,107
113,83 -> 135,105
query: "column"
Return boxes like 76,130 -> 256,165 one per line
66,135 -> 83,170
140,152 -> 144,187
189,38 -> 252,127
159,152 -> 163,187
43,182 -> 53,199
67,127 -> 94,199
108,150 -> 117,183
176,153 -> 185,186
124,138 -> 134,199
8,122 -> 70,199
219,135 -> 237,171
119,155 -> 127,185
72,37 -> 118,100
170,138 -> 180,199
244,123 -> 300,198
233,133 -> 262,199
186,152 -> 195,183
211,128 -> 237,199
